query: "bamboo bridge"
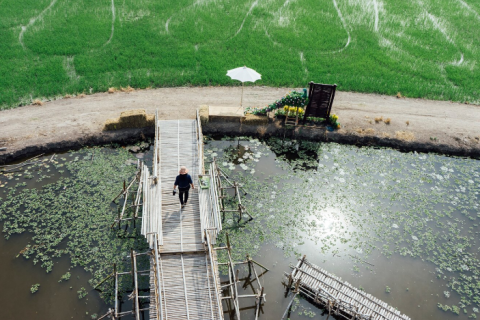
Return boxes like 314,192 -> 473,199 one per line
101,111 -> 265,320
101,110 -> 411,320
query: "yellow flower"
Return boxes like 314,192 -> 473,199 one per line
284,105 -> 289,112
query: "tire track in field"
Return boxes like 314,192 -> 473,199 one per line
372,0 -> 379,32
425,11 -> 464,66
264,0 -> 351,54
414,0 -> 465,89
165,0 -> 214,34
457,0 -> 480,20
233,0 -> 259,37
329,0 -> 351,53
415,0 -> 464,66
103,0 -> 116,46
19,0 -> 58,49
165,17 -> 171,33
299,51 -> 308,78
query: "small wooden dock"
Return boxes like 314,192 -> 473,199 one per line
285,257 -> 411,320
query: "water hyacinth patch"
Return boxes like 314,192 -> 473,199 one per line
205,136 -> 480,317
30,283 -> 40,294
0,147 -> 149,303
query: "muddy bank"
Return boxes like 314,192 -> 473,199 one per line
1,86 -> 479,163
0,127 -> 154,164
204,120 -> 480,159
1,119 -> 479,165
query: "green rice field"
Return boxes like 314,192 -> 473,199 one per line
1,0 -> 479,109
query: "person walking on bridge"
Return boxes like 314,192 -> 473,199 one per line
173,166 -> 195,208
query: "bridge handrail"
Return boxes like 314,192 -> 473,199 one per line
196,109 -> 204,175
141,110 -> 163,247
195,111 -> 208,237
152,232 -> 164,320
155,110 -> 162,245
209,160 -> 222,234
197,110 -> 222,241
206,230 -> 223,320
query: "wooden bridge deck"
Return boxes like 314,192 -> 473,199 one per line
148,119 -> 222,320
158,120 -> 203,253
288,258 -> 411,320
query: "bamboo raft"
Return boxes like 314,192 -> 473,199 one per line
285,257 -> 411,320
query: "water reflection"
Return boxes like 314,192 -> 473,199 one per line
308,208 -> 342,240
207,137 -> 480,320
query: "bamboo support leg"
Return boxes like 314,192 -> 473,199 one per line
281,292 -> 298,320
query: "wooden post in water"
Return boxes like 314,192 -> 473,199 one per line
130,250 -> 135,287
114,264 -> 118,319
281,292 -> 298,320
131,250 -> 140,320
255,287 -> 264,320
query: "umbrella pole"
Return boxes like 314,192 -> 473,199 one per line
241,82 -> 244,107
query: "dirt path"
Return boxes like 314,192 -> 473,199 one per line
1,86 -> 479,163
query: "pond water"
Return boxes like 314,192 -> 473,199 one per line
0,147 -> 151,320
1,139 -> 479,320
206,137 -> 480,320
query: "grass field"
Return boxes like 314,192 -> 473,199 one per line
1,0 -> 479,109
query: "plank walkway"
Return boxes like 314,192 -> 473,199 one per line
288,258 -> 411,320
146,119 -> 223,320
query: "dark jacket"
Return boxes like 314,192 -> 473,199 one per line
175,174 -> 193,189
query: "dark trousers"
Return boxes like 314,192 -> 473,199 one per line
179,187 -> 190,205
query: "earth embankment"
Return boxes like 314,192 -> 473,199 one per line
1,87 -> 479,164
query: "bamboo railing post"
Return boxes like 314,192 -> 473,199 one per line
153,233 -> 164,320
205,231 -> 223,320
255,287 -> 264,320
281,292 -> 298,320
216,165 -> 225,211
238,203 -> 242,222
130,250 -> 135,287
128,249 -> 141,320
114,264 -> 118,319
294,278 -> 300,293
226,232 -> 231,251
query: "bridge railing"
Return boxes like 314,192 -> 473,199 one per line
196,110 -> 222,243
196,109 -> 204,175
151,232 -> 164,320
141,110 -> 163,247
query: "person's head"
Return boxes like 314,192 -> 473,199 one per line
179,166 -> 188,175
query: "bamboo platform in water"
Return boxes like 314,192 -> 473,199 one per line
285,257 -> 411,320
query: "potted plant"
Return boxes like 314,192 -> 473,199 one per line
328,114 -> 341,129
274,108 -> 286,120
305,116 -> 326,126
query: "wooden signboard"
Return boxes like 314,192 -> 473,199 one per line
303,82 -> 337,123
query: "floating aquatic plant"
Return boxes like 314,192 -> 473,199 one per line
0,147 -> 149,302
205,136 -> 480,315
30,283 -> 40,293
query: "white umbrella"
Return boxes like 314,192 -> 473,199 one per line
226,66 -> 261,107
